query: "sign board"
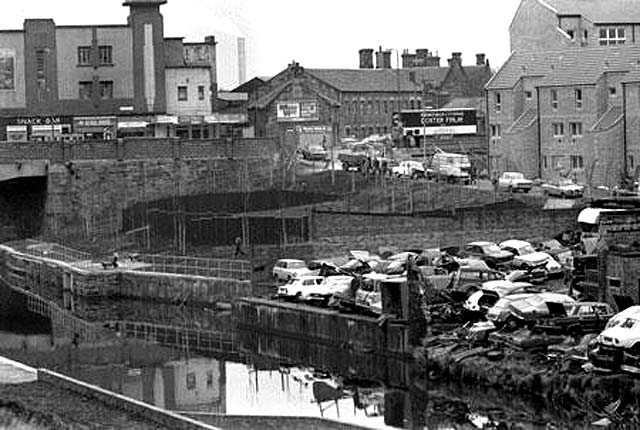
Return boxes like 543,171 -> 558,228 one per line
399,109 -> 477,136
276,100 -> 319,122
0,49 -> 15,90
204,113 -> 248,124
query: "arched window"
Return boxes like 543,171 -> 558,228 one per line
410,99 -> 415,110
352,101 -> 357,115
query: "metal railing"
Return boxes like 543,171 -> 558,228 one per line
4,240 -> 93,268
131,253 -> 251,281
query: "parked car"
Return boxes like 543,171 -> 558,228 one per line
499,239 -> 563,276
498,172 -> 533,193
541,179 -> 584,198
534,302 -> 615,337
391,160 -> 426,179
300,145 -> 328,161
463,280 -> 537,315
589,306 -> 640,371
272,259 -> 313,282
462,241 -> 514,269
277,275 -> 325,300
502,292 -> 576,330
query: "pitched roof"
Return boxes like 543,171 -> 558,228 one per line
307,68 -> 447,92
487,46 -> 640,89
544,0 -> 640,23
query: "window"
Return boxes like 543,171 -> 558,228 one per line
360,100 -> 365,114
543,156 -> 548,169
552,122 -> 564,137
495,92 -> 501,112
584,30 -> 588,42
490,124 -> 501,139
551,155 -> 563,168
574,89 -> 582,109
599,27 -> 626,45
383,100 -> 388,114
352,101 -> 357,115
178,86 -> 188,101
550,89 -> 558,109
79,81 -> 92,100
566,29 -> 575,40
206,371 -> 213,388
383,126 -> 388,134
345,126 -> 351,136
368,100 -> 373,114
35,49 -> 47,99
78,46 -> 92,66
186,372 -> 196,390
417,99 -> 422,110
98,45 -> 112,65
376,100 -> 381,115
525,91 -> 532,100
570,122 -> 583,136
570,155 -> 584,169
609,86 -> 618,97
99,81 -> 113,99
198,85 -> 205,100
630,155 -> 635,170
409,99 -> 415,110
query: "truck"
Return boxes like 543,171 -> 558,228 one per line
430,148 -> 471,184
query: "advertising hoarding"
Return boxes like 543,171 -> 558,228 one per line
399,109 -> 477,135
276,100 -> 319,122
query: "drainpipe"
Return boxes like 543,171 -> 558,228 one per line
485,88 -> 490,175
536,86 -> 542,178
623,82 -> 628,176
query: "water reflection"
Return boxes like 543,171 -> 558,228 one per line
0,290 -> 592,429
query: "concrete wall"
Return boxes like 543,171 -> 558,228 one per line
184,413 -> 375,430
37,369 -> 220,430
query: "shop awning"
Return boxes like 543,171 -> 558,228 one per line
117,121 -> 149,129
155,115 -> 179,124
6,125 -> 27,133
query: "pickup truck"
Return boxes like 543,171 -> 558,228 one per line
498,172 -> 533,193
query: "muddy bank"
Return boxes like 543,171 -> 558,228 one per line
419,337 -> 640,427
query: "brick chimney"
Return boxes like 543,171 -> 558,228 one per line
359,48 -> 374,69
476,53 -> 486,66
451,52 -> 462,65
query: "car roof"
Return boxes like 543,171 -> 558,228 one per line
499,239 -> 531,248
277,258 -> 306,263
468,241 -> 494,246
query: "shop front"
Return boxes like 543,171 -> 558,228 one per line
73,116 -> 117,140
153,115 -> 178,138
1,115 -> 73,142
204,113 -> 249,138
176,115 -> 213,140
117,116 -> 153,138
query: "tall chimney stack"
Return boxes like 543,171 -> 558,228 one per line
476,53 -> 486,66
359,48 -> 374,69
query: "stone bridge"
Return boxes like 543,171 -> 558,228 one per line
0,138 -> 279,251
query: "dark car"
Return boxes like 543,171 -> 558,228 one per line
462,241 -> 514,269
535,302 -> 615,336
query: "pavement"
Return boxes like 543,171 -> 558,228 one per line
0,356 -> 37,384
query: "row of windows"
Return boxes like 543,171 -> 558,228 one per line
344,124 -> 389,137
552,121 -> 582,137
177,85 -> 207,102
494,87 -> 617,112
344,98 -> 418,116
543,155 -> 584,169
78,45 -> 113,66
599,27 -> 626,46
79,80 -> 113,100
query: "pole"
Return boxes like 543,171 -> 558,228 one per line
331,108 -> 336,186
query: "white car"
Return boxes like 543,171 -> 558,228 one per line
272,259 -> 313,282
277,275 -> 325,300
498,172 -> 533,193
463,280 -> 535,313
302,275 -> 354,303
499,239 -> 562,275
541,179 -> 584,198
391,160 -> 426,179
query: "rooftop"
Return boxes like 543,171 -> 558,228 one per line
545,0 -> 640,23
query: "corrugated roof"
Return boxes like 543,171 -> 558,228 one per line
487,46 -> 640,89
545,0 -> 640,23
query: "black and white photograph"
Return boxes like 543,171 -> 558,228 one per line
1,0 -> 640,428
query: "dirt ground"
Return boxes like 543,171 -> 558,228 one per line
0,381 -> 173,430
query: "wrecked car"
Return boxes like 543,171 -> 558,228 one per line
534,302 -> 614,337
463,281 -> 537,317
589,306 -> 640,372
502,292 -> 576,330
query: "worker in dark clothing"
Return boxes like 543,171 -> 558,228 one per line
233,236 -> 246,258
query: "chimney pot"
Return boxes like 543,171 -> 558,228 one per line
359,48 -> 374,69
476,53 -> 486,66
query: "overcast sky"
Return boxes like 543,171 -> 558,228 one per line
0,0 -> 521,89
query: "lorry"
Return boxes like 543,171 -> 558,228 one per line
430,148 -> 471,184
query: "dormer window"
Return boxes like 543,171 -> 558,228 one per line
566,29 -> 575,40
609,87 -> 618,97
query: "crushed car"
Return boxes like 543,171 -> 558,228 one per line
534,302 -> 614,337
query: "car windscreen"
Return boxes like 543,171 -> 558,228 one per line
289,261 -> 307,269
482,244 -> 502,253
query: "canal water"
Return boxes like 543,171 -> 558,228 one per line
0,289 -> 591,429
